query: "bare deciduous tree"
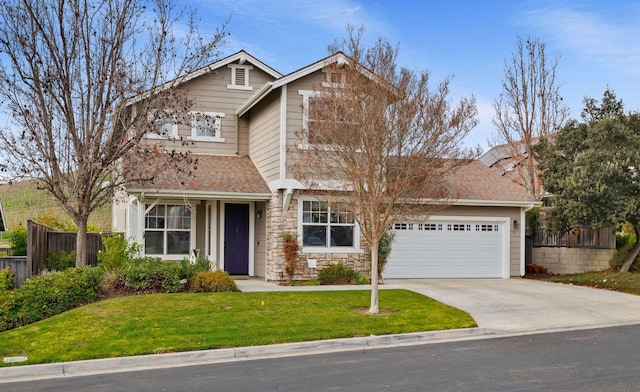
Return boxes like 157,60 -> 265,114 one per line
492,35 -> 569,200
292,27 -> 478,313
0,0 -> 227,266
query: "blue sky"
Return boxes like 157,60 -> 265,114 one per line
193,0 -> 640,151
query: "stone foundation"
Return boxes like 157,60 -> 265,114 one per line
265,190 -> 370,283
532,247 -> 615,274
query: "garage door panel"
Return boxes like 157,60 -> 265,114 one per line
384,219 -> 505,279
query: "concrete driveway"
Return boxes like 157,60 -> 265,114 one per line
384,278 -> 640,333
238,278 -> 640,333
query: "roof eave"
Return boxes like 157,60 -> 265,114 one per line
450,198 -> 542,208
127,50 -> 282,106
127,188 -> 272,201
236,82 -> 274,117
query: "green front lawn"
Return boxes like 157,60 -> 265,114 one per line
0,289 -> 475,366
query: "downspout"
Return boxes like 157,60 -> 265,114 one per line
235,114 -> 239,155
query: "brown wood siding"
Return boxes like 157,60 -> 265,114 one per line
248,90 -> 282,184
437,205 -> 522,276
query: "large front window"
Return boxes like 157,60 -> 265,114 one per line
301,200 -> 354,247
145,204 -> 191,255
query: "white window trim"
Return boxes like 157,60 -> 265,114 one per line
297,89 -> 360,152
297,196 -> 363,254
143,201 -> 196,260
322,69 -> 346,88
189,111 -> 226,142
145,111 -> 179,140
298,89 -> 320,148
227,64 -> 254,91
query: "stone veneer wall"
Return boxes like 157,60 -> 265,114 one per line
265,190 -> 371,283
532,247 -> 615,274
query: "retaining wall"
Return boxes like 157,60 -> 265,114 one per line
532,247 -> 615,274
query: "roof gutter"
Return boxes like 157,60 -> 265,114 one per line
127,189 -> 272,201
236,82 -> 274,117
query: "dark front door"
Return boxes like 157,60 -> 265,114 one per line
224,203 -> 250,275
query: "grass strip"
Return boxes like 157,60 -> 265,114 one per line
0,289 -> 475,366
549,271 -> 640,295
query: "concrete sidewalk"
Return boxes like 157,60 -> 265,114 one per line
4,278 -> 640,383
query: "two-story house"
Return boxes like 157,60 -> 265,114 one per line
112,50 -> 538,282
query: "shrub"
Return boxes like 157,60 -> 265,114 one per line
98,234 -> 141,271
47,250 -> 76,271
6,226 -> 27,256
35,213 -> 101,232
318,264 -> 363,285
113,257 -> 185,294
35,213 -> 76,232
355,274 -> 371,285
616,232 -> 635,249
0,267 -> 104,332
280,232 -> 300,280
0,267 -> 16,292
376,230 -> 395,278
610,241 -> 640,272
180,255 -> 213,282
189,270 -> 240,292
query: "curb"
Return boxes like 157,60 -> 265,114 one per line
0,327 -> 487,384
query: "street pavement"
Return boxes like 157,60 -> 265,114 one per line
3,278 -> 640,383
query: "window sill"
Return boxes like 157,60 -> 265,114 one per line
301,246 -> 364,254
145,134 -> 179,140
144,254 -> 189,261
227,84 -> 253,91
188,136 -> 226,143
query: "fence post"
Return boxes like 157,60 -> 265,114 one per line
27,219 -> 34,277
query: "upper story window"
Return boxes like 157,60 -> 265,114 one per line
322,70 -> 346,88
227,64 -> 254,91
299,89 -> 358,146
190,111 -> 225,142
145,113 -> 178,139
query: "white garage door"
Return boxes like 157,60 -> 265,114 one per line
384,219 -> 505,278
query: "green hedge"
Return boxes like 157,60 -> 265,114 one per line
0,267 -> 104,332
189,270 -> 240,292
113,257 -> 186,294
318,264 -> 369,285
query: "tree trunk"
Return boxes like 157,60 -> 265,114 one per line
620,225 -> 640,272
369,238 -> 379,314
75,218 -> 88,267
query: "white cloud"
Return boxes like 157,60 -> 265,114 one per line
522,6 -> 640,76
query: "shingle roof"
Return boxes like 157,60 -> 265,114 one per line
130,154 -> 270,195
445,160 -> 538,203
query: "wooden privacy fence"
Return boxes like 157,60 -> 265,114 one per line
27,220 -> 109,276
534,225 -> 615,249
0,257 -> 28,287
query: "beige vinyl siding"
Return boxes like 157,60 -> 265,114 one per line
437,205 -> 522,276
151,63 -> 277,155
254,201 -> 267,277
248,90 -> 282,184
284,71 -> 325,178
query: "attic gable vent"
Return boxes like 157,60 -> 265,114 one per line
227,64 -> 254,91
235,68 -> 246,85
